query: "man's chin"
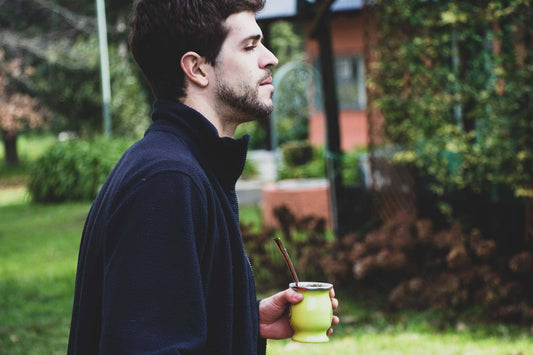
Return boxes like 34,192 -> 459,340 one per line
260,98 -> 274,111
233,105 -> 272,124
258,103 -> 274,119
249,108 -> 272,122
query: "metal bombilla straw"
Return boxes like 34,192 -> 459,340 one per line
274,237 -> 304,290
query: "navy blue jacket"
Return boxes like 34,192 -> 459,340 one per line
68,100 -> 266,354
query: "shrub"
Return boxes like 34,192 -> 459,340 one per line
281,140 -> 314,167
278,145 -> 325,180
240,207 -> 333,292
241,208 -> 533,324
28,137 -> 132,202
342,147 -> 366,185
278,144 -> 366,185
369,0 -> 533,215
234,121 -> 267,150
242,157 -> 259,180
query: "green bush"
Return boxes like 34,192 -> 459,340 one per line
234,121 -> 267,150
278,145 -> 325,180
278,144 -> 366,185
342,147 -> 366,185
28,137 -> 132,202
281,140 -> 314,166
242,157 -> 259,179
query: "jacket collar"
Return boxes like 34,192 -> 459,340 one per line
150,99 -> 249,188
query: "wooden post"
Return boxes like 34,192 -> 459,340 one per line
310,1 -> 344,237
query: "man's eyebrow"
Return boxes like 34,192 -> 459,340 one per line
240,34 -> 262,45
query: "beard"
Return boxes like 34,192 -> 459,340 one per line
215,78 -> 273,122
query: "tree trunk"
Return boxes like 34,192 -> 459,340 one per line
2,130 -> 20,166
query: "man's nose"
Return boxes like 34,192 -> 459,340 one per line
260,44 -> 279,69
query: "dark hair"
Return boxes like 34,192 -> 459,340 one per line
129,0 -> 265,100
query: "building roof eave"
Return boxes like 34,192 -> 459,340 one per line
256,0 -> 363,22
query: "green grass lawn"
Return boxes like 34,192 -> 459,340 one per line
0,184 -> 532,354
0,191 -> 90,355
266,286 -> 533,355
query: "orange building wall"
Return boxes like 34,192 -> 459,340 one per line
305,12 -> 366,56
309,110 -> 368,151
303,11 -> 376,151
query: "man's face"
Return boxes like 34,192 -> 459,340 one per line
212,11 -> 279,123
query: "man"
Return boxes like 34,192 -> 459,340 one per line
67,0 -> 338,354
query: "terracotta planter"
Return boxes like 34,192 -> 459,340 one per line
261,179 -> 331,229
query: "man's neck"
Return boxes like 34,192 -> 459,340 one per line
181,96 -> 238,138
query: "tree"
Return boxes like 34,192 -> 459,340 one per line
0,0 -> 150,152
0,50 -> 48,165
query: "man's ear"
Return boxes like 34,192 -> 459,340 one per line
180,51 -> 209,88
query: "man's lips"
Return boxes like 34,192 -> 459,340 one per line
260,75 -> 273,86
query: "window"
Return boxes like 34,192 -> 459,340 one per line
314,55 -> 366,110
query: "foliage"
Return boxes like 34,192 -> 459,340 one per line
27,35 -> 151,137
278,144 -> 366,185
368,0 -> 533,210
0,49 -> 50,165
0,50 -> 48,135
27,137 -> 132,202
242,156 -> 259,179
343,147 -> 368,185
241,208 -> 333,292
278,144 -> 326,180
281,140 -> 314,166
0,0 -> 151,138
271,61 -> 311,145
235,121 -> 267,150
109,44 -> 151,138
242,207 -> 533,325
269,21 -> 305,67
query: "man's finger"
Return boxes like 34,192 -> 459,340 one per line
331,297 -> 339,309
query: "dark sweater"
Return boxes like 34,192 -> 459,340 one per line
67,100 -> 266,354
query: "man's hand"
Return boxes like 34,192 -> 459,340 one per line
258,288 -> 339,339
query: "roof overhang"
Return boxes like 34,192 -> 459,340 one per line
256,0 -> 363,21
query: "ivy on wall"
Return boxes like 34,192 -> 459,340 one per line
368,0 -> 533,203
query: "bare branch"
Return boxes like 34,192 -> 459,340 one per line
0,30 -> 94,70
33,0 -> 95,34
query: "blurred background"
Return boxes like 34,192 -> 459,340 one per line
1,0 -> 532,354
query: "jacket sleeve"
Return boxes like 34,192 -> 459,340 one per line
99,171 -> 209,354
257,300 -> 267,355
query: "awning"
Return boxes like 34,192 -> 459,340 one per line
256,0 -> 363,20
